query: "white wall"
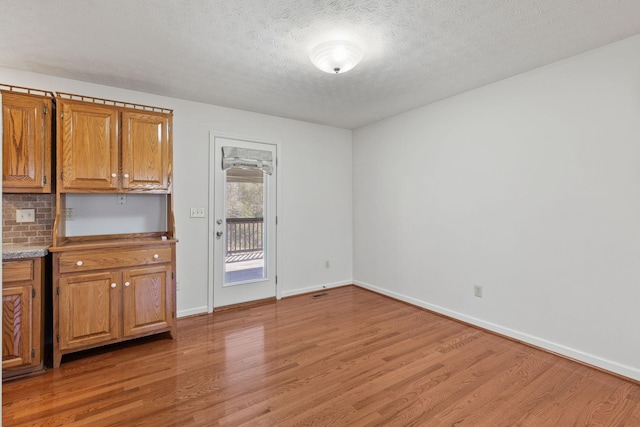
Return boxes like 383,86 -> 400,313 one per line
0,67 -> 353,317
353,34 -> 640,381
65,194 -> 167,236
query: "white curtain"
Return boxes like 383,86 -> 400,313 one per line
222,146 -> 273,175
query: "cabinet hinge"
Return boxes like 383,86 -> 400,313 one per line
31,348 -> 36,358
43,106 -> 48,115
60,172 -> 64,181
32,288 -> 36,298
56,287 -> 60,296
43,175 -> 47,185
275,275 -> 278,285
172,311 -> 175,319
60,112 -> 64,119
276,216 -> 278,226
172,272 -> 174,280
56,334 -> 60,343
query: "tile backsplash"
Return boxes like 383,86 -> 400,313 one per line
2,194 -> 55,245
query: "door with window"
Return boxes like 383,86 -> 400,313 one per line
211,136 -> 277,308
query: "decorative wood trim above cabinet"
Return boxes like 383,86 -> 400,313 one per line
56,92 -> 172,114
0,84 -> 54,99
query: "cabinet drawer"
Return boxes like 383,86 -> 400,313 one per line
58,247 -> 172,273
2,260 -> 34,283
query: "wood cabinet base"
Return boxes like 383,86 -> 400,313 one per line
2,257 -> 46,381
52,328 -> 175,369
51,235 -> 177,368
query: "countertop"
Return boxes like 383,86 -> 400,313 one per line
2,243 -> 50,260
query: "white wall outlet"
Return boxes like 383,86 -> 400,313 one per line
190,208 -> 206,218
16,208 -> 35,223
474,285 -> 483,298
118,194 -> 127,205
64,208 -> 75,221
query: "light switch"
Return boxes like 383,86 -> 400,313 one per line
16,209 -> 35,223
190,208 -> 206,218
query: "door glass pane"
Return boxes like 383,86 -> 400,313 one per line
224,168 -> 266,285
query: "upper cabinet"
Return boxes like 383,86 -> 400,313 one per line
57,94 -> 172,193
121,111 -> 171,191
2,87 -> 54,193
58,100 -> 118,191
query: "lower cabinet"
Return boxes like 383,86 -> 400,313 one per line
58,271 -> 119,351
123,265 -> 172,337
52,241 -> 176,367
2,257 -> 45,380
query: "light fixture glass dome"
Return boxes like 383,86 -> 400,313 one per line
310,40 -> 363,74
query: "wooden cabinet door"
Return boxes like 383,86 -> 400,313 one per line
2,92 -> 52,193
123,265 -> 172,337
121,111 -> 170,191
2,285 -> 32,369
59,271 -> 119,350
59,100 -> 118,191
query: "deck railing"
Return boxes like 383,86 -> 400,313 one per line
226,218 -> 263,256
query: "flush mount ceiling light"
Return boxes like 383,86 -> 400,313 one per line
309,40 -> 363,74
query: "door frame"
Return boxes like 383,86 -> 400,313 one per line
208,132 -> 282,312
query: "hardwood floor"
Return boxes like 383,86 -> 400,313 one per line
3,285 -> 640,426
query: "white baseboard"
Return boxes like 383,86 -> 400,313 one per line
354,280 -> 640,382
177,306 -> 208,318
279,280 -> 352,299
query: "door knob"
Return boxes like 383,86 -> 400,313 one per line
216,231 -> 223,237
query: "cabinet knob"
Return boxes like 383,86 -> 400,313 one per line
124,173 -> 130,178
111,173 -> 117,178
76,261 -> 83,266
124,281 -> 131,287
111,283 -> 117,288
153,254 -> 159,259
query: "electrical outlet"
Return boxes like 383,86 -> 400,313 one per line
118,194 -> 127,205
64,208 -> 75,221
16,209 -> 35,223
190,208 -> 206,218
474,285 -> 483,298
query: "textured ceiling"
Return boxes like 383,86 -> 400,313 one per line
1,0 -> 640,129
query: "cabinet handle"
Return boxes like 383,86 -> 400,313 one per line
111,173 -> 117,178
124,173 -> 130,178
111,283 -> 117,288
124,281 -> 131,287
76,261 -> 83,266
153,254 -> 159,259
